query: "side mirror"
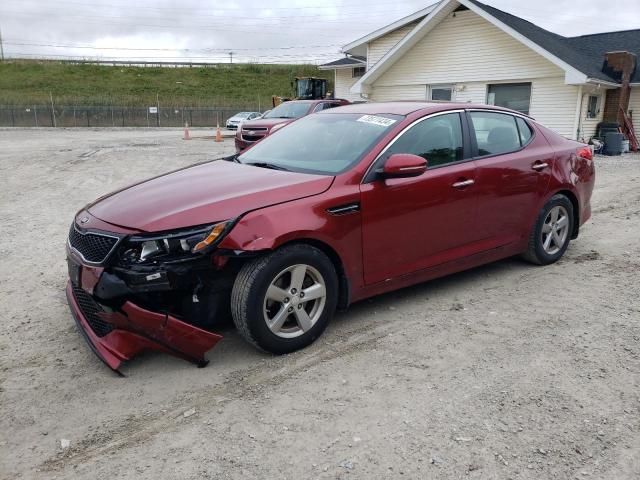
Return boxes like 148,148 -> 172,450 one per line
379,153 -> 428,178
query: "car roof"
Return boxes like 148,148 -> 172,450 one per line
322,102 -> 528,117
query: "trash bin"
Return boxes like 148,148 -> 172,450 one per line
603,132 -> 624,156
622,139 -> 630,153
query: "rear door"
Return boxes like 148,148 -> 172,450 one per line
468,110 -> 554,248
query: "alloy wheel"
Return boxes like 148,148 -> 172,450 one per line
263,264 -> 327,339
541,205 -> 570,255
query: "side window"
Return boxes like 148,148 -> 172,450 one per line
385,113 -> 464,168
516,117 -> 533,146
470,112 -> 521,156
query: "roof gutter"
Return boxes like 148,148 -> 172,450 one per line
586,78 -> 622,88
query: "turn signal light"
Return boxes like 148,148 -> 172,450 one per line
192,223 -> 228,253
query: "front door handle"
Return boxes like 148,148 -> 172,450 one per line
532,162 -> 549,171
452,179 -> 475,188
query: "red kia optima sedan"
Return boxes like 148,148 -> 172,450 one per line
66,102 -> 595,373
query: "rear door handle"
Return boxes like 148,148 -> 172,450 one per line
452,179 -> 475,188
532,162 -> 549,171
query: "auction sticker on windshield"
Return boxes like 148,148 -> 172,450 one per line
357,115 -> 397,127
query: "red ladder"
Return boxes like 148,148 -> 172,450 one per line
620,107 -> 638,152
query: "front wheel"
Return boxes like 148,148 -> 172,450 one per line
231,244 -> 338,354
522,194 -> 574,265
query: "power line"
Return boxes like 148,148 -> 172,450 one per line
0,11 -> 362,38
12,0 -> 429,13
3,40 -> 344,52
0,9 -> 396,32
6,52 -> 340,61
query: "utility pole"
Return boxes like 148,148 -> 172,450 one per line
228,51 -> 234,64
0,25 -> 5,61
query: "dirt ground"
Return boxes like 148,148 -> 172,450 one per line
0,128 -> 638,480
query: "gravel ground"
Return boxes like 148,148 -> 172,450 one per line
1,128 -> 639,480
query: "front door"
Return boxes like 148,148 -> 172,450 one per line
360,112 -> 480,285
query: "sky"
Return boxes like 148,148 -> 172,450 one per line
1,0 -> 639,64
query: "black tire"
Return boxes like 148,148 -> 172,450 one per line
522,194 -> 574,265
231,244 -> 338,354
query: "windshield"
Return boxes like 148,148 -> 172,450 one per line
263,102 -> 311,119
235,112 -> 251,118
238,113 -> 403,175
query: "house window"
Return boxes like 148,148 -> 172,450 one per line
352,66 -> 365,78
586,95 -> 600,119
428,85 -> 454,101
486,83 -> 532,114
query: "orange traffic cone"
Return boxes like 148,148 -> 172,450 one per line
183,122 -> 190,140
215,124 -> 223,143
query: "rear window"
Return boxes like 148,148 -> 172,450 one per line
263,103 -> 310,119
516,117 -> 533,145
470,111 -> 521,156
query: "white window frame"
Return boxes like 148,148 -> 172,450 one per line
427,84 -> 455,102
352,66 -> 366,78
485,82 -> 532,115
586,94 -> 601,119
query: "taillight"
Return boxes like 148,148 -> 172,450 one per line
577,146 -> 593,161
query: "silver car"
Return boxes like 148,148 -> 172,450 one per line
226,111 -> 261,130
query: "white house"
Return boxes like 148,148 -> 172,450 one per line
320,0 -> 640,142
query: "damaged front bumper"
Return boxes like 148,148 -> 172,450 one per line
66,248 -> 224,374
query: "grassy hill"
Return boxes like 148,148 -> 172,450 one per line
0,60 -> 334,109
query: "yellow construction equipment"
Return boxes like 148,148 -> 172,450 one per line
272,77 -> 331,107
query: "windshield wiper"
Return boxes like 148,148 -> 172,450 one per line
246,162 -> 291,172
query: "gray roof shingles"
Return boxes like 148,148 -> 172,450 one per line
320,56 -> 366,68
469,0 -> 639,83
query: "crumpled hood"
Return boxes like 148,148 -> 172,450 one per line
88,160 -> 333,232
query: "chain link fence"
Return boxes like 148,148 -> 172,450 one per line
0,105 -> 259,128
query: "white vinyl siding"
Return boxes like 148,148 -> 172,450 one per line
528,77 -> 580,139
629,87 -> 640,137
369,85 -> 426,101
375,10 -> 563,86
451,82 -> 487,103
334,69 -> 365,102
366,9 -> 583,138
367,21 -> 419,69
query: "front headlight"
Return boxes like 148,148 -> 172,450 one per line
123,220 -> 235,263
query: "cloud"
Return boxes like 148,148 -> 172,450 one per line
1,0 -> 639,63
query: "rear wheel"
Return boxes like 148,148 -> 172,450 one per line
522,194 -> 574,265
231,244 -> 338,354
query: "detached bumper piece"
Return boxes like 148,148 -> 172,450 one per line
66,281 -> 222,374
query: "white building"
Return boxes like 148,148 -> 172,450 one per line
320,0 -> 640,142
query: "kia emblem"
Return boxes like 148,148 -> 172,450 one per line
248,131 -> 255,135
